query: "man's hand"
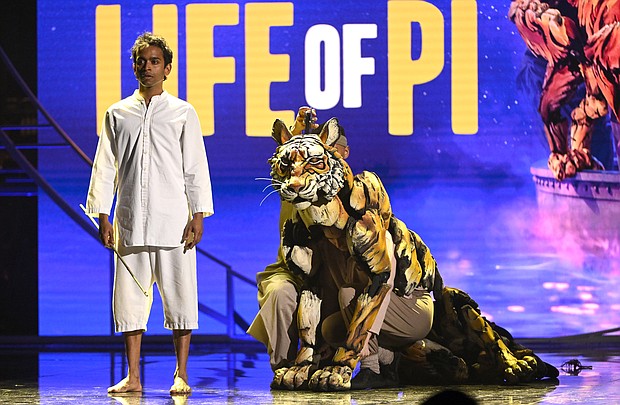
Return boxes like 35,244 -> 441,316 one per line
182,213 -> 204,253
98,214 -> 115,248
290,106 -> 318,135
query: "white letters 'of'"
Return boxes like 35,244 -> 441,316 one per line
305,24 -> 377,110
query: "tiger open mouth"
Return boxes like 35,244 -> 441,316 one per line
292,200 -> 312,210
291,196 -> 308,205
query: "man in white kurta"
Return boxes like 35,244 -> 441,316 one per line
85,32 -> 213,396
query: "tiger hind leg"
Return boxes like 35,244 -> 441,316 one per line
460,304 -> 537,384
435,287 -> 538,384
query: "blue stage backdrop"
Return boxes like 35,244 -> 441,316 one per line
37,0 -> 619,337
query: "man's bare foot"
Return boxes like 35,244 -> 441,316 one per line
108,376 -> 142,394
170,374 -> 191,395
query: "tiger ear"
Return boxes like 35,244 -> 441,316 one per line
318,117 -> 341,146
272,119 -> 294,145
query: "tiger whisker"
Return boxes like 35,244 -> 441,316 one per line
259,188 -> 281,206
262,182 -> 284,193
255,177 -> 279,182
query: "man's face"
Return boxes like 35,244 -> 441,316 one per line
133,45 -> 171,89
335,144 -> 349,159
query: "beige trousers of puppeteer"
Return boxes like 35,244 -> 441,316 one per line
246,266 -> 300,370
113,245 -> 199,333
322,287 -> 434,350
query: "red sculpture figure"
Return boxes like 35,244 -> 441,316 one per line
509,0 -> 619,180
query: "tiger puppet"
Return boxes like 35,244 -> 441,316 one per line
266,117 -> 558,391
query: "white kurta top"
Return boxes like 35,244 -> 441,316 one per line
86,90 -> 214,247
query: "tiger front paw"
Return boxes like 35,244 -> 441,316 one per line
308,365 -> 353,391
271,364 -> 315,390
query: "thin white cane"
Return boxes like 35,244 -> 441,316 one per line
79,204 -> 148,297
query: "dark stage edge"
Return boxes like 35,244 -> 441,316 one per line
1,335 -> 619,404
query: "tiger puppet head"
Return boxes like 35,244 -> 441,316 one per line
268,117 -> 360,284
269,117 -> 353,212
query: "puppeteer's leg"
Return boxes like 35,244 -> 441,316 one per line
247,278 -> 299,370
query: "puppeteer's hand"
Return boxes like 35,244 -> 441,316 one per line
291,106 -> 318,135
182,213 -> 204,253
98,214 -> 115,248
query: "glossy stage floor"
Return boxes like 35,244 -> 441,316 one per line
1,336 -> 619,405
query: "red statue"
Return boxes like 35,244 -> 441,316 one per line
509,0 -> 619,180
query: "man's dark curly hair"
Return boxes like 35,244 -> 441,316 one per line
130,32 -> 173,66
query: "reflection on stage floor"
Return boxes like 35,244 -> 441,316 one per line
1,340 -> 619,404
